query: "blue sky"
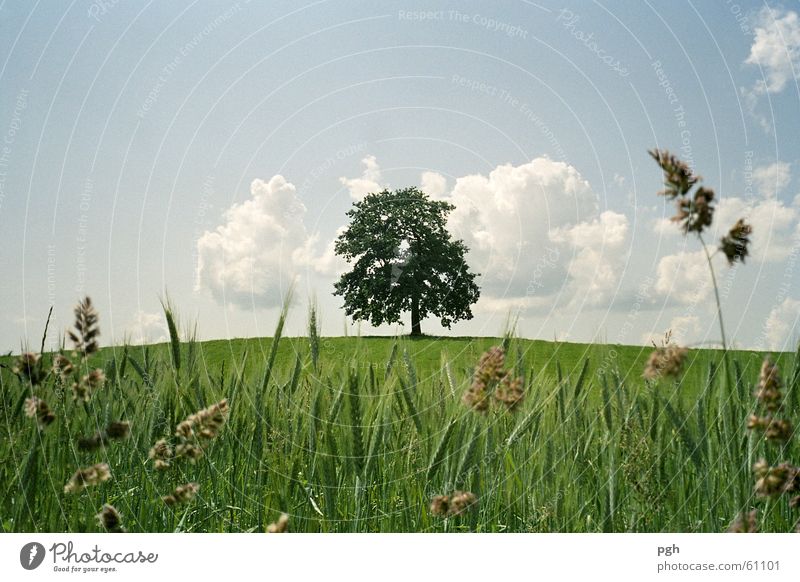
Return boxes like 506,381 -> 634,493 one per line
1,0 -> 799,352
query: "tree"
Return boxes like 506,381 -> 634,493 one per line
333,187 -> 480,336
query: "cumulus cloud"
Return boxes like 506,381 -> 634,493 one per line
763,297 -> 800,351
339,155 -> 386,199
125,310 -> 168,345
195,175 -> 311,308
655,250 -> 712,305
752,161 -> 791,198
745,7 -> 800,95
420,171 -> 448,198
445,157 -> 599,299
311,225 -> 348,277
549,210 -> 630,305
199,156 -> 633,317
333,155 -> 630,311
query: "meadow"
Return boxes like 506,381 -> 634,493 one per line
2,300 -> 799,533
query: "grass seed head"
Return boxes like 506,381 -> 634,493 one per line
149,439 -> 173,470
755,358 -> 783,411
463,347 -> 523,413
52,354 -> 74,381
720,219 -> 752,266
429,495 -> 450,517
64,463 -> 111,494
448,491 -> 477,516
68,297 -> 100,358
175,442 -> 205,462
71,369 -> 105,402
747,415 -> 793,443
649,149 -> 699,199
175,399 -> 229,441
429,491 -> 477,518
24,397 -> 55,428
77,433 -> 106,452
96,504 -> 124,533
643,345 -> 688,380
676,186 -> 715,234
267,513 -> 289,533
105,421 -> 131,440
753,460 -> 799,498
162,483 -> 199,506
727,509 -> 757,533
13,352 -> 45,385
494,375 -> 525,411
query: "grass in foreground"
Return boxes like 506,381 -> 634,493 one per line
1,305 -> 799,533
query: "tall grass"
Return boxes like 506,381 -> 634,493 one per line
0,302 -> 798,533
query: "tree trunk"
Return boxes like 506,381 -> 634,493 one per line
410,294 -> 422,336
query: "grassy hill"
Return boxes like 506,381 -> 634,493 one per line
2,326 -> 799,533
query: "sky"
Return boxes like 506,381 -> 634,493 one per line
1,0 -> 800,353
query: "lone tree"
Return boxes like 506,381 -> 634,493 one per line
333,187 -> 480,336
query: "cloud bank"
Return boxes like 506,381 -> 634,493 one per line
195,175 -> 311,308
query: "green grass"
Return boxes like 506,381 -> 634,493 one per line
2,325 -> 799,533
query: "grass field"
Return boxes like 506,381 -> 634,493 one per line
2,306 -> 799,533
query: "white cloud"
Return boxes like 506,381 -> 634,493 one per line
763,297 -> 800,351
125,310 -> 168,345
549,210 -> 630,305
335,156 -> 630,309
752,161 -> 791,198
311,225 -> 348,277
655,249 -> 712,304
420,171 -> 447,198
339,155 -> 386,200
652,216 -> 680,236
472,294 -> 553,314
745,7 -> 800,95
200,156 -> 633,317
195,175 -> 311,308
445,157 -> 599,298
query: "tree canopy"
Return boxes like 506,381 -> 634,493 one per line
333,187 -> 480,335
